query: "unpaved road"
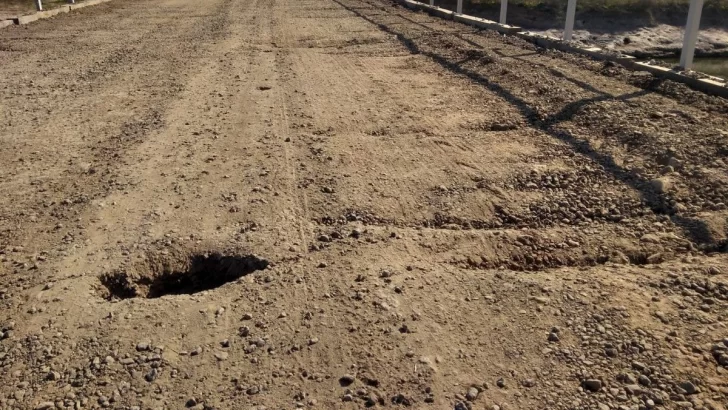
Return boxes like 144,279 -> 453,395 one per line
2,0 -> 728,409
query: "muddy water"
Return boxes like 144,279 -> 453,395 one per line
659,57 -> 728,79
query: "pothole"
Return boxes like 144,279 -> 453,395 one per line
99,249 -> 268,300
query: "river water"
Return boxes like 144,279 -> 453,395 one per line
658,57 -> 728,79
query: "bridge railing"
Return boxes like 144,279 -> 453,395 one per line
444,0 -> 706,70
34,0 -> 76,12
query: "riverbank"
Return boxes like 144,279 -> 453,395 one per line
657,56 -> 728,77
0,0 -> 70,19
448,0 -> 728,76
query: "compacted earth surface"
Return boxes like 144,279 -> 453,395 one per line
435,1 -> 728,68
1,0 -> 728,409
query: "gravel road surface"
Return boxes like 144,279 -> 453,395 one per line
1,0 -> 728,409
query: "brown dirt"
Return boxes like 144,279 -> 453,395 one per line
1,0 -> 728,409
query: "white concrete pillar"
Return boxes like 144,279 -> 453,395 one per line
35,0 -> 43,11
456,0 -> 462,14
499,0 -> 507,24
679,0 -> 704,70
429,0 -> 433,6
563,0 -> 577,41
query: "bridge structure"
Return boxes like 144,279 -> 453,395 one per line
449,0 -> 706,70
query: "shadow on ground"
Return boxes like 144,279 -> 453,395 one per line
333,0 -> 727,249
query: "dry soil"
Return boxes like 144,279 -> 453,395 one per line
1,0 -> 728,409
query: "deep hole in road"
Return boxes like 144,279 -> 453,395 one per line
100,251 -> 269,299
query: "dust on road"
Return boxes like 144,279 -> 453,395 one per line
1,0 -> 728,409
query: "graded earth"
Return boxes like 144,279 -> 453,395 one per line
1,0 -> 728,409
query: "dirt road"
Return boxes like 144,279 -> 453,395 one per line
1,0 -> 728,409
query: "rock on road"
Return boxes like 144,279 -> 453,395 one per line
1,0 -> 728,408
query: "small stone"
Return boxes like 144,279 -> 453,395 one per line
35,403 -> 55,410
548,332 -> 560,342
661,165 -> 674,174
496,378 -> 506,388
185,398 -> 197,408
221,339 -> 230,348
242,313 -> 253,320
119,357 -> 135,365
638,375 -> 651,386
617,373 -> 637,384
650,178 -> 670,194
667,157 -> 681,169
718,353 -> 728,366
631,361 -> 647,371
136,342 -> 150,352
190,346 -> 203,356
521,379 -> 536,388
339,374 -> 355,386
466,387 -> 479,401
640,233 -> 660,243
144,369 -> 158,382
679,381 -> 698,395
46,371 -> 61,380
247,386 -> 260,395
624,384 -> 645,396
610,250 -> 630,264
214,351 -> 229,361
707,266 -> 722,275
308,337 -> 319,345
583,379 -> 602,392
